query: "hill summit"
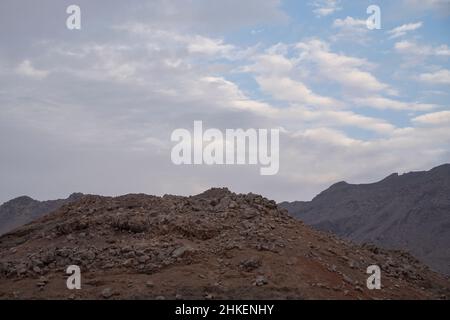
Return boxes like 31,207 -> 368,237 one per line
0,188 -> 449,299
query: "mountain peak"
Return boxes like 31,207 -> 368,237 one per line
192,187 -> 233,199
280,163 -> 450,276
430,163 -> 450,174
2,195 -> 36,207
380,172 -> 399,182
0,194 -> 85,236
329,181 -> 349,188
67,192 -> 84,200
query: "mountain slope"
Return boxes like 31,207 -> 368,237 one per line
0,193 -> 84,236
0,188 -> 448,299
279,164 -> 450,276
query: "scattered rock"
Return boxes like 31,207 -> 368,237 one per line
36,276 -> 48,287
101,288 -> 113,299
255,275 -> 268,286
171,245 -> 194,259
343,274 -> 354,285
205,293 -> 214,300
239,257 -> 261,272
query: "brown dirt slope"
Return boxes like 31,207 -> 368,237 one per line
0,188 -> 448,300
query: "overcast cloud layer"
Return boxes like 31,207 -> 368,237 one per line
0,0 -> 449,203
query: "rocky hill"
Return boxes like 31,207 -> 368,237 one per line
0,193 -> 84,236
280,164 -> 450,276
0,188 -> 448,299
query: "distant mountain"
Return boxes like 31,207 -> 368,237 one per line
279,164 -> 450,276
0,193 -> 83,235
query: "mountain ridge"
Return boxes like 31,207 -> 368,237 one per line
0,193 -> 84,236
279,164 -> 450,276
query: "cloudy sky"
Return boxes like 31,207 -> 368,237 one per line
0,0 -> 449,203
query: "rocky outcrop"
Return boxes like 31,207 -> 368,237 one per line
0,188 -> 448,299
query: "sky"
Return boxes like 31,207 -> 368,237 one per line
0,0 -> 449,204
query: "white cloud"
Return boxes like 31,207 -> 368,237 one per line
395,40 -> 450,57
187,36 -> 236,57
387,22 -> 422,39
243,53 -> 294,75
296,39 -> 391,93
256,76 -> 340,108
285,107 -> 396,134
116,24 -> 244,60
331,17 -> 369,43
240,39 -> 432,130
15,60 -> 49,80
279,123 -> 450,200
198,76 -> 278,116
310,0 -> 341,17
294,127 -> 363,147
353,96 -> 436,111
333,16 -> 367,28
417,69 -> 450,84
242,48 -> 342,109
413,110 -> 450,125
